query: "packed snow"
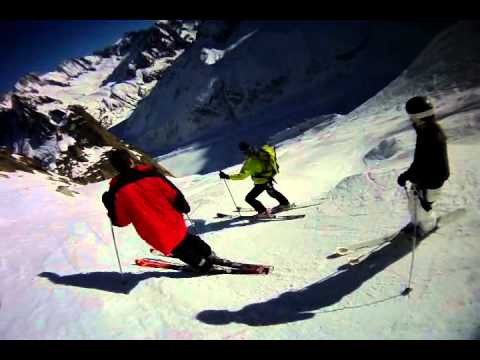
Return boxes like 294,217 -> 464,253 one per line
0,21 -> 479,340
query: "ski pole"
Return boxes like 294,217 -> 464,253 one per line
223,178 -> 241,213
110,223 -> 126,284
185,213 -> 196,234
402,185 -> 417,296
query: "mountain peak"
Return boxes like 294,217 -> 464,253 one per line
0,20 -> 200,185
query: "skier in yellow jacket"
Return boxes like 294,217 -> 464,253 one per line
219,142 -> 291,218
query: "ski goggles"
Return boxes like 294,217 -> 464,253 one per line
409,109 -> 435,125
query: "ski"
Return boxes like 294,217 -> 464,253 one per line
331,208 -> 467,258
215,213 -> 305,221
344,226 -> 437,267
346,243 -> 392,266
135,258 -> 272,275
231,204 -> 298,213
148,249 -> 274,275
209,257 -> 273,274
333,232 -> 399,257
135,258 -> 189,271
230,199 -> 327,214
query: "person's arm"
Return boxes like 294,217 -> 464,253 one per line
434,130 -> 449,171
157,176 -> 191,214
102,191 -> 131,227
140,165 -> 191,214
102,191 -> 115,217
407,139 -> 423,182
172,190 -> 191,214
113,193 -> 131,227
398,138 -> 421,186
228,159 -> 255,180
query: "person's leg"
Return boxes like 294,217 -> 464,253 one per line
416,187 -> 442,233
406,184 -> 417,227
407,184 -> 441,235
245,184 -> 268,213
171,233 -> 213,273
190,234 -> 214,258
265,181 -> 290,206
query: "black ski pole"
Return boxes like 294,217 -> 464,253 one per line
402,185 -> 417,296
223,178 -> 241,214
110,223 -> 126,284
185,213 -> 196,234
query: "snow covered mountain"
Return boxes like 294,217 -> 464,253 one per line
111,20 -> 450,160
4,20 -> 198,129
0,20 -> 198,185
1,21 -> 479,340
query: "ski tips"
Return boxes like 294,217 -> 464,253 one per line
335,247 -> 350,255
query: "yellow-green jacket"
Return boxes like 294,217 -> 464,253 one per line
229,149 -> 277,184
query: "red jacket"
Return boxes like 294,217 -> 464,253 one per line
105,165 -> 188,255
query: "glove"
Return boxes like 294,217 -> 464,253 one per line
173,193 -> 191,214
102,191 -> 114,211
397,172 -> 408,187
419,197 -> 433,212
102,191 -> 117,223
416,188 -> 433,212
219,171 -> 229,180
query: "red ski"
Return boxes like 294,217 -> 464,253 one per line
135,258 -> 273,275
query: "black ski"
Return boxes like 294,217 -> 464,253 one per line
215,213 -> 305,221
230,199 -> 327,214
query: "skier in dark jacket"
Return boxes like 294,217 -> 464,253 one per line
219,142 -> 291,218
397,96 -> 450,235
102,149 -> 215,273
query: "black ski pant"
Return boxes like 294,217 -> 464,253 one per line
171,233 -> 213,273
245,181 -> 290,213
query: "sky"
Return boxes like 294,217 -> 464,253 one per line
0,20 -> 156,94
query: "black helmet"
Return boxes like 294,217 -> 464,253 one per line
238,141 -> 251,152
108,148 -> 134,173
405,96 -> 435,121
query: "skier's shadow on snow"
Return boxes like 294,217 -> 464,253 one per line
38,270 -> 197,295
189,217 -> 266,235
197,232 -> 419,326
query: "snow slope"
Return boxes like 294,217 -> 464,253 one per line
0,21 -> 479,340
112,20 -> 450,157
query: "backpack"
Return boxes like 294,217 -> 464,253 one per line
256,144 -> 279,179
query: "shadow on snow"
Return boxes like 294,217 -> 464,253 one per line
196,231 -> 419,326
188,217 -> 270,236
38,270 -> 197,295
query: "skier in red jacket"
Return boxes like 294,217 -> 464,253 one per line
102,149 -> 215,273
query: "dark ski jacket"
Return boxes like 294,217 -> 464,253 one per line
404,122 -> 450,189
102,164 -> 190,255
